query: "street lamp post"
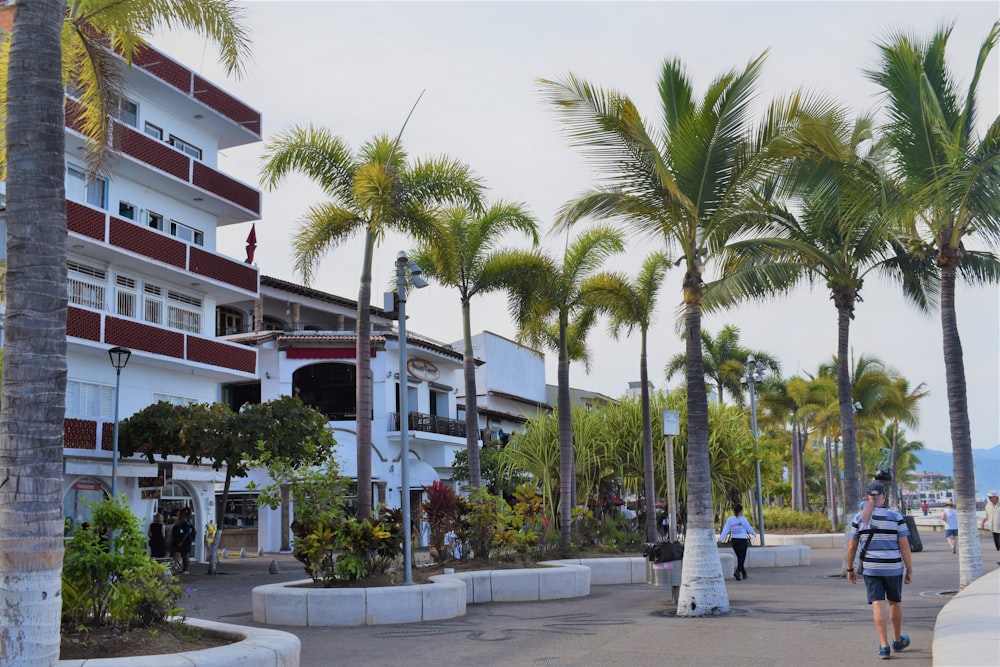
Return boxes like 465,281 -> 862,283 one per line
108,346 -> 132,500
395,251 -> 428,585
743,355 -> 766,547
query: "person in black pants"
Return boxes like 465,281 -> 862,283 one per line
720,504 -> 757,580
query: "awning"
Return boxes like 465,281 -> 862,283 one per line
171,464 -> 226,482
65,459 -> 158,477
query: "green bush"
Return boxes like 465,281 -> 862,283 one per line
62,499 -> 185,631
762,507 -> 838,532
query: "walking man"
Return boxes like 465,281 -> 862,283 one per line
981,490 -> 1000,565
846,481 -> 913,660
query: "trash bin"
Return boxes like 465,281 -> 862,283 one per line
644,542 -> 684,587
903,515 -> 923,552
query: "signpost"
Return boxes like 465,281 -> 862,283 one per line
662,409 -> 680,542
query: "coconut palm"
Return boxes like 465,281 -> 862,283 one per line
507,226 -> 625,551
867,21 -> 1000,587
875,377 -> 928,508
713,105 -> 935,526
664,324 -> 780,406
0,2 -> 250,662
584,252 -> 671,541
409,201 -> 540,490
260,127 -> 482,518
541,54 -> 796,615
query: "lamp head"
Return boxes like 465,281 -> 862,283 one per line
108,346 -> 132,372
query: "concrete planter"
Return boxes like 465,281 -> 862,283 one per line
58,618 -> 301,667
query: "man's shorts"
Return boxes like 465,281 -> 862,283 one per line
864,573 -> 904,603
945,529 -> 958,537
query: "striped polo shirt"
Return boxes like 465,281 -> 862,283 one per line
850,508 -> 909,576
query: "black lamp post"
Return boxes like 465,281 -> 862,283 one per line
108,346 -> 131,499
395,251 -> 427,585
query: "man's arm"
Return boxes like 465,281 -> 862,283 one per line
899,531 -> 913,584
846,537 -> 859,583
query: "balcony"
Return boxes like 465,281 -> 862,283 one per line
387,412 -> 466,438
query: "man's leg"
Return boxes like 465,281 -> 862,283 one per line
889,601 -> 903,642
872,600 -> 890,648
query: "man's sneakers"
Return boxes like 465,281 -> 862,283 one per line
892,635 -> 910,652
878,646 -> 891,660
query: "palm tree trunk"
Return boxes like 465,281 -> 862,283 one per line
889,421 -> 899,510
557,311 -> 572,552
790,419 -> 801,511
676,288 -> 729,616
355,230 -> 376,519
940,263 -> 982,588
836,304 -> 859,526
0,2 -> 67,662
461,298 -> 482,489
639,331 -> 657,543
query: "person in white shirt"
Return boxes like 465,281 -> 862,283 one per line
719,503 -> 757,580
940,500 -> 958,554
981,491 -> 1000,564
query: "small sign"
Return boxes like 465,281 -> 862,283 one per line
662,409 -> 680,436
138,476 -> 162,488
407,358 -> 440,382
141,489 -> 161,500
72,480 -> 102,491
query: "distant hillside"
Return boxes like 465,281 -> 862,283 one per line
909,444 -> 1000,498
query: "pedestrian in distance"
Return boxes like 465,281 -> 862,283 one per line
920,500 -> 929,516
147,513 -> 168,559
940,500 -> 958,554
172,507 -> 195,574
846,481 -> 913,660
719,503 -> 756,581
981,490 -> 1000,565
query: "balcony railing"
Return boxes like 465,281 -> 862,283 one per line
387,412 -> 466,438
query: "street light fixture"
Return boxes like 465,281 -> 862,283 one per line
395,251 -> 427,585
108,346 -> 132,500
742,355 -> 766,547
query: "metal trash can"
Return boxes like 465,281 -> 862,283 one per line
644,542 -> 684,587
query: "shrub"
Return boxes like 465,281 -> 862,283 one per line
421,481 -> 466,559
62,499 -> 185,631
762,507 -> 838,532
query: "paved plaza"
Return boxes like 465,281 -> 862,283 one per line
181,532 -> 998,667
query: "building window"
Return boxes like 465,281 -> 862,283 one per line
115,274 -> 137,318
67,261 -> 106,309
66,379 -> 114,419
151,392 -> 196,406
64,479 -> 108,534
145,210 -> 164,231
65,165 -> 107,209
118,201 -> 136,220
144,122 -> 163,140
216,307 -> 244,336
168,135 -> 202,160
117,99 -> 138,128
220,494 -> 258,529
168,219 -> 204,246
167,290 -> 202,333
260,315 -> 286,331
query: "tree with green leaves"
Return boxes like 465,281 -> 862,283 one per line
0,2 -> 250,661
664,324 -> 780,407
507,226 -> 624,551
259,127 -> 482,519
409,201 -> 539,490
584,252 -> 671,541
119,395 -> 335,573
541,54 -> 798,615
867,21 -> 1000,587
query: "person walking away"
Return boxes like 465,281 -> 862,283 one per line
940,500 -> 958,554
148,513 -> 168,559
920,500 -> 929,516
719,503 -> 757,580
846,481 -> 913,660
172,507 -> 195,574
981,491 -> 1000,565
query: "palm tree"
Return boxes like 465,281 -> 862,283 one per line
584,252 -> 671,542
714,105 -> 934,526
664,324 -> 780,406
867,21 -> 1000,588
507,226 -> 625,551
875,377 -> 928,508
409,201 -> 540,490
260,127 -> 482,519
541,55 -> 794,615
0,2 -> 250,662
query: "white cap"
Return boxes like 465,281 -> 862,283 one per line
988,490 -> 998,498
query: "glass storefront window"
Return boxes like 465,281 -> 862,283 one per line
63,478 -> 108,534
221,494 -> 258,529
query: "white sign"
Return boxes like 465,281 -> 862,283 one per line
662,409 -> 680,436
406,358 -> 440,383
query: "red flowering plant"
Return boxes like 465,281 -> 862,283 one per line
421,481 -> 466,561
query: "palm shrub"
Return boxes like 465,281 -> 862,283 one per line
457,488 -> 517,562
762,507 -> 836,532
421,480 -> 466,560
62,500 -> 184,631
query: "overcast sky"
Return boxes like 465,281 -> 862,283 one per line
152,1 -> 999,455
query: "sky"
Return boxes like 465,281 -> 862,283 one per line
151,1 -> 1000,455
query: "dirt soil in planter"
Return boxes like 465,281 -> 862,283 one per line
60,621 -> 235,660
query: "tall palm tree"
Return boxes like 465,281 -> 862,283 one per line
584,252 -> 671,542
260,127 -> 482,519
0,2 -> 250,662
867,21 -> 1000,588
664,324 -> 780,406
714,105 -> 934,526
0,3 -> 66,663
541,55 -> 800,615
507,226 -> 625,551
409,201 -> 540,490
875,377 -> 928,508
